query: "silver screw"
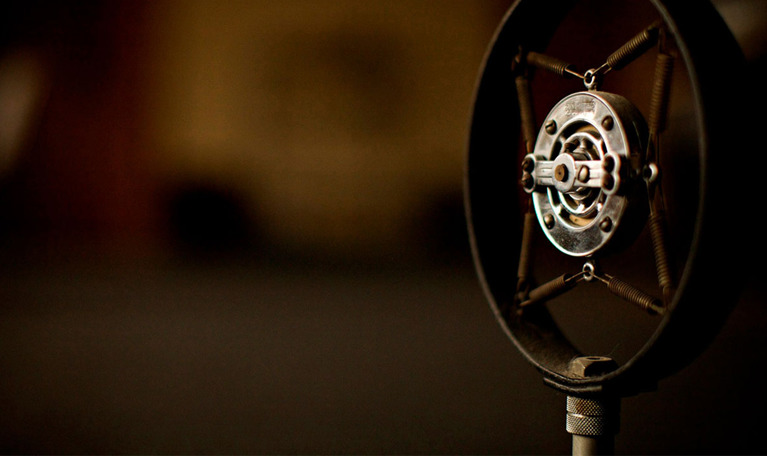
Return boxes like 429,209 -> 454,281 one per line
599,217 -> 613,232
545,120 -> 557,135
544,213 -> 555,229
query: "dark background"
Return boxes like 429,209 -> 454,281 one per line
1,0 -> 765,453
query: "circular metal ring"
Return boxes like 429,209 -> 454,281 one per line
531,91 -> 646,257
465,0 -> 746,395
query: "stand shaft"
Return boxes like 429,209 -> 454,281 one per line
566,395 -> 620,456
572,434 -> 614,456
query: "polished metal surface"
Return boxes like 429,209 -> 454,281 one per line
524,91 -> 646,257
467,0 -> 746,397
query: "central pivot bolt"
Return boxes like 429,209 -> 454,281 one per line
554,164 -> 569,182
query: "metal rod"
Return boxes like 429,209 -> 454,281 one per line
566,393 -> 620,456
516,209 -> 536,294
572,434 -> 614,456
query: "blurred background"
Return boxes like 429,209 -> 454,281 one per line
0,0 -> 765,453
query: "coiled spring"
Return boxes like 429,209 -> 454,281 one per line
521,274 -> 576,308
649,211 -> 673,302
515,75 -> 537,154
519,262 -> 665,316
527,51 -> 579,78
649,53 -> 674,135
606,24 -> 659,71
517,211 -> 536,288
606,276 -> 664,315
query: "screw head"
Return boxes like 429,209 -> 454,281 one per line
602,115 -> 614,130
543,213 -> 555,229
643,162 -> 659,183
599,217 -> 613,232
545,120 -> 557,135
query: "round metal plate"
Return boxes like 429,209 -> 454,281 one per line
531,91 -> 646,257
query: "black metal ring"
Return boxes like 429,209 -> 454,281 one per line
465,0 -> 746,396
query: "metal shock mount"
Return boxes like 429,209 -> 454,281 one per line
466,1 -> 747,453
513,17 -> 675,314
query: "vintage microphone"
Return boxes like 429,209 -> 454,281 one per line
465,1 -> 746,454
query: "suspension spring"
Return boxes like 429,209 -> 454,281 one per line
606,24 -> 659,71
606,276 -> 664,315
649,211 -> 674,301
520,274 -> 576,308
648,53 -> 674,135
517,211 -> 536,289
515,75 -> 537,154
527,51 -> 580,78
